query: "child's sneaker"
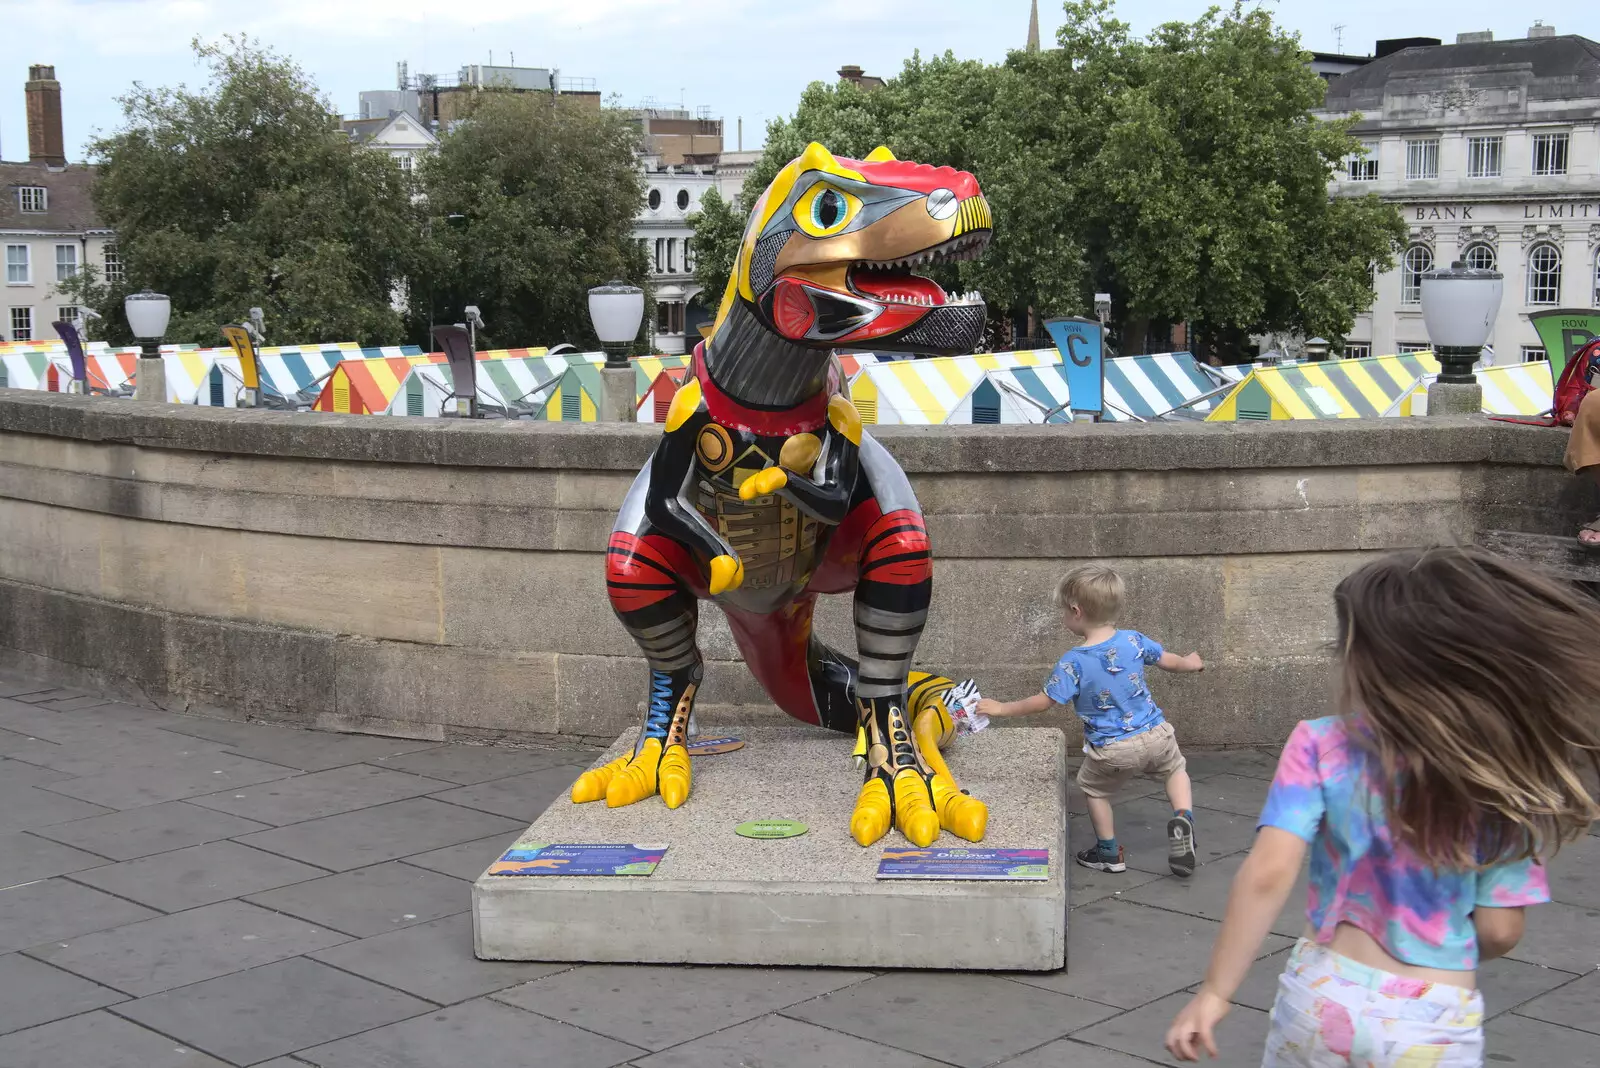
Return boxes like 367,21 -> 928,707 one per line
1075,843 -> 1126,873
1168,814 -> 1197,877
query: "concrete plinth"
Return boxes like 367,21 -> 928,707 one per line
599,365 -> 635,422
133,357 -> 166,402
1427,380 -> 1483,416
472,725 -> 1068,971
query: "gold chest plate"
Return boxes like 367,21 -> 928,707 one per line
696,481 -> 820,590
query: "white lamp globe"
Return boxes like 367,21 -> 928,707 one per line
124,290 -> 172,340
588,282 -> 645,345
1420,262 -> 1502,350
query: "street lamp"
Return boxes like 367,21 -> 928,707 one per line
1420,259 -> 1502,415
1093,293 -> 1112,327
589,281 -> 645,422
1304,337 -> 1331,362
125,289 -> 171,402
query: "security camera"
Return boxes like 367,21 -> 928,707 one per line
464,305 -> 486,328
79,308 -> 103,322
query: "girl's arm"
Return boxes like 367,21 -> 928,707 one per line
1473,907 -> 1526,961
1157,651 -> 1205,673
1165,827 -> 1306,1061
975,693 -> 1055,718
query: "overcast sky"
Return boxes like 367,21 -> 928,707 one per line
1,0 -> 1593,163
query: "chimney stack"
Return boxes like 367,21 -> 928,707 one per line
25,64 -> 66,167
1528,22 -> 1555,39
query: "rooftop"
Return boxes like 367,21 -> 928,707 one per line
0,162 -> 103,233
1323,33 -> 1600,111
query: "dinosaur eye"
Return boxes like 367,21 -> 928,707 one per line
794,182 -> 861,237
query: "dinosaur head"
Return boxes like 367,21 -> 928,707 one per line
713,142 -> 991,355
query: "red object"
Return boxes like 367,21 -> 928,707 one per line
1554,339 -> 1600,426
691,343 -> 833,436
606,530 -> 704,614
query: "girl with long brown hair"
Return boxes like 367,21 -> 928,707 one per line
1166,547 -> 1600,1065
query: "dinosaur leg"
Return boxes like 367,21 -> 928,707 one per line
907,673 -> 988,842
573,528 -> 704,809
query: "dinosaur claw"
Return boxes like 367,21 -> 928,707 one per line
658,744 -> 691,808
851,777 -> 892,847
708,555 -> 744,596
605,739 -> 663,808
571,755 -> 629,804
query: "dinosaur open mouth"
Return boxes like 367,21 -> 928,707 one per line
847,233 -> 988,308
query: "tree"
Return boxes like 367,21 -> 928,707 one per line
61,37 -> 421,347
684,188 -> 745,306
416,91 -> 649,350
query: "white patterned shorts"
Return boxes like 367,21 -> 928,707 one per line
1262,940 -> 1485,1067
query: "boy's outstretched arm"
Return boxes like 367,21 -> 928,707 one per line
975,693 -> 1055,719
1157,650 -> 1205,673
1165,827 -> 1305,1061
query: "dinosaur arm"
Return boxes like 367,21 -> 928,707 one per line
644,383 -> 738,575
737,395 -> 863,526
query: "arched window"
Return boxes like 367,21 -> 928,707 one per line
1401,245 -> 1432,305
1463,244 -> 1496,271
684,238 -> 695,272
677,189 -> 690,210
1526,243 -> 1561,305
1593,254 -> 1600,306
648,189 -> 661,210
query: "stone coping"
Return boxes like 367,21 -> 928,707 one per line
0,388 -> 1570,474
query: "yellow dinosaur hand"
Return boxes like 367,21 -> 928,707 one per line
708,554 -> 745,596
658,743 -> 692,809
738,466 -> 788,501
570,754 -> 630,803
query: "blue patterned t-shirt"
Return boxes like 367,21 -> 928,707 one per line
1043,630 -> 1166,747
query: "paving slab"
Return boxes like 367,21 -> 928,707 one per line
296,996 -> 644,1068
1073,990 -> 1272,1065
0,1010 -> 232,1068
1,730 -> 228,778
0,782 -> 113,833
0,830 -> 108,885
69,839 -> 328,912
41,750 -> 299,809
245,861 -> 470,937
186,764 -> 453,826
31,800 -> 268,861
114,956 -> 433,1065
1545,833 -> 1600,910
1069,795 -> 1259,877
475,726 -> 1068,971
495,963 -> 874,1051
428,763 -> 588,821
25,899 -> 349,996
1187,772 -> 1273,818
1511,970 -> 1600,1035
373,743 -> 584,784
1070,858 -> 1164,908
1007,899 -> 1293,1009
0,952 -> 126,1033
308,913 -> 566,1003
238,797 -> 523,872
0,756 -> 69,786
1116,852 -> 1309,938
783,971 -> 1117,1068
1504,901 -> 1600,975
994,1037 -> 1165,1067
629,1013 -> 949,1068
1484,1011 -> 1600,1064
160,717 -> 444,772
0,878 -> 159,953
402,832 -> 522,881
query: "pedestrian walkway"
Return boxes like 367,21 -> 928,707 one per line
1,674 -> 1594,1066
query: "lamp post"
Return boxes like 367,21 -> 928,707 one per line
589,281 -> 645,422
126,290 -> 171,402
1420,260 -> 1502,415
1304,337 -> 1331,362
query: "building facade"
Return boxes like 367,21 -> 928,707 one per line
1319,29 -> 1600,364
2,66 -> 113,343
637,162 -> 720,353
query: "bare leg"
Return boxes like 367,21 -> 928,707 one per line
1166,769 -> 1198,878
1086,796 -> 1117,842
1165,768 -> 1193,814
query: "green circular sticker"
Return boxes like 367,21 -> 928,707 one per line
735,819 -> 808,839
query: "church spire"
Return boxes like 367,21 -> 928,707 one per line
1026,0 -> 1040,52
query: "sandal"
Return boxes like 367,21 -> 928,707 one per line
1578,517 -> 1600,552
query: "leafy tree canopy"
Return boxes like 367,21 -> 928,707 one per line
415,91 -> 649,351
63,36 -> 420,347
692,0 -> 1405,358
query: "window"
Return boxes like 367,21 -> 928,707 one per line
1521,346 -> 1548,363
18,186 -> 46,212
676,189 -> 690,210
103,245 -> 124,283
396,153 -> 413,173
667,238 -> 675,274
1594,256 -> 1600,305
653,238 -> 664,273
55,244 -> 78,282
1526,243 -> 1561,305
655,301 -> 685,335
1466,136 -> 1502,178
56,305 -> 78,323
1531,132 -> 1569,176
6,244 -> 30,284
1397,342 -> 1432,353
9,307 -> 32,341
647,189 -> 662,210
1344,143 -> 1377,181
1344,343 -> 1372,359
1405,138 -> 1439,179
684,237 -> 694,272
1401,245 -> 1433,304
1463,243 -> 1496,271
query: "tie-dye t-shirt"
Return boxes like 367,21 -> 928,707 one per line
1043,630 -> 1165,747
1259,716 -> 1551,970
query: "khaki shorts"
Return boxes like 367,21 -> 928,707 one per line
1076,721 -> 1186,799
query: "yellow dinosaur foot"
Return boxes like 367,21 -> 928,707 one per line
657,743 -> 692,809
931,774 -> 989,842
850,776 -> 892,846
570,754 -> 630,803
606,737 -> 664,808
892,768 -> 941,848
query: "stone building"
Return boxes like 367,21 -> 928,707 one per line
637,162 -> 720,353
1318,27 -> 1600,364
2,66 -> 113,343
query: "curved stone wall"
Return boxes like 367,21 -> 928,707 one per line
0,390 -> 1587,744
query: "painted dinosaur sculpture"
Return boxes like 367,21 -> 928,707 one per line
571,141 -> 994,847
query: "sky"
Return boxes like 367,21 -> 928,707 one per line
0,0 -> 1594,163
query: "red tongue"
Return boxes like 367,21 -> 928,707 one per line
852,271 -> 945,306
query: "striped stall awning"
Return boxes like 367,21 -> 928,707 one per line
1208,353 -> 1440,421
1474,362 -> 1553,417
850,350 -> 1062,424
1102,352 -> 1229,420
